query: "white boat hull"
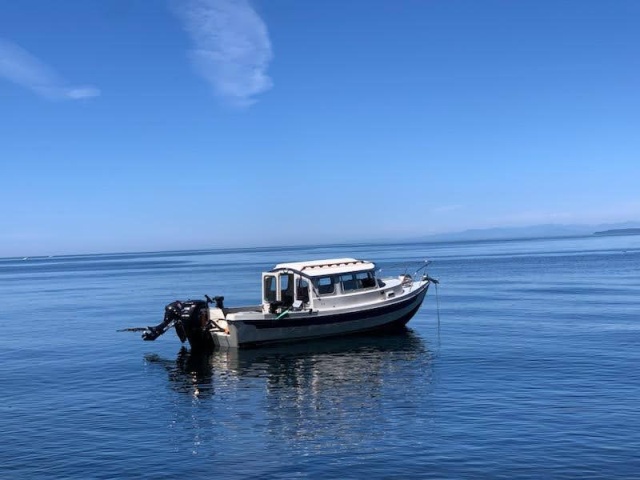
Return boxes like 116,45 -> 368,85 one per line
211,282 -> 429,348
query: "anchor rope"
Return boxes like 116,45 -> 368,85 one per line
435,281 -> 441,326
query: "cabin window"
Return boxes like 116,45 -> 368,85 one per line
339,273 -> 359,292
280,273 -> 294,306
340,271 -> 377,292
314,276 -> 335,295
356,271 -> 377,288
264,275 -> 277,302
296,278 -> 310,303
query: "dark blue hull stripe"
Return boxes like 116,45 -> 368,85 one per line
240,286 -> 428,329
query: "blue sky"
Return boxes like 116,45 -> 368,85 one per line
1,0 -> 639,256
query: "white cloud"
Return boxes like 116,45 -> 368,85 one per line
65,87 -> 101,99
174,0 -> 273,106
0,39 -> 100,101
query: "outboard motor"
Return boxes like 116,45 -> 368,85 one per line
142,301 -> 183,341
143,300 -> 210,348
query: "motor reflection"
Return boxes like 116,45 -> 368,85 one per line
145,348 -> 216,399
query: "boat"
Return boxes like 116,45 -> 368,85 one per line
140,257 -> 438,349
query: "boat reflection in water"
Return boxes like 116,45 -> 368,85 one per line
144,348 -> 217,400
147,329 -> 431,391
145,329 -> 434,448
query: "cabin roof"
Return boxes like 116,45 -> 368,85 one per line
273,258 -> 376,277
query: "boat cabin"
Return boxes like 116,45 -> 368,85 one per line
261,258 -> 382,312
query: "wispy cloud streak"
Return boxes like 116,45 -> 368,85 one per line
0,39 -> 100,100
174,0 -> 273,106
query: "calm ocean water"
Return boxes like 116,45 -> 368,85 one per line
1,236 -> 640,479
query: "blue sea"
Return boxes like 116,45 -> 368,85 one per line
2,236 -> 640,479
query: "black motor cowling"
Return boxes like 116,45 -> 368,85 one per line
143,300 -> 210,346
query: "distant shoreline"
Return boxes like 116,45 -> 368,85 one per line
593,228 -> 640,237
